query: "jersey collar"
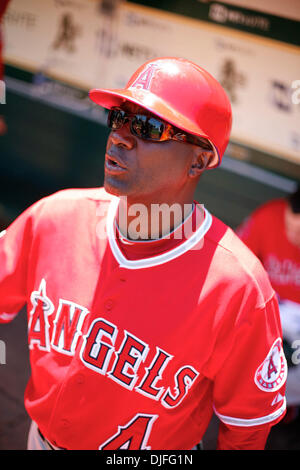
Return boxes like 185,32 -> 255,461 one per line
106,196 -> 212,270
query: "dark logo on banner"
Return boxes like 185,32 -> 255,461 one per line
219,59 -> 246,104
52,13 -> 81,53
270,80 -> 292,112
98,0 -> 119,17
209,3 -> 270,31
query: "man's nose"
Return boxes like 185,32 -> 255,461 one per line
109,125 -> 136,150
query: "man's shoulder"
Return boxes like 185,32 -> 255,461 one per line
23,187 -> 114,228
33,187 -> 113,213
42,187 -> 113,204
204,213 -> 274,306
207,213 -> 265,271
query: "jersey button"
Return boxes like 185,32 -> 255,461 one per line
105,299 -> 114,311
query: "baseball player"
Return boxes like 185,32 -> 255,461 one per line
236,187 -> 300,421
0,57 -> 287,450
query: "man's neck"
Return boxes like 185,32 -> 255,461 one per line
116,196 -> 198,241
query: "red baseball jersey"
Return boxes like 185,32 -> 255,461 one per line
236,198 -> 300,303
0,189 -> 287,450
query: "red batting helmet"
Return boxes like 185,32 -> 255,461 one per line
89,57 -> 232,168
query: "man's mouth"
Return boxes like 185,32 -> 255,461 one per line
105,153 -> 127,173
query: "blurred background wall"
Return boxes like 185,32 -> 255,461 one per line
0,0 -> 300,228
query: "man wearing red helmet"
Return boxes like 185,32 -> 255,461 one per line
0,57 -> 286,450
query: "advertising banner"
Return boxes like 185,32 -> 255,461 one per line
107,3 -> 300,165
3,0 -> 121,89
2,0 -> 300,165
129,0 -> 300,47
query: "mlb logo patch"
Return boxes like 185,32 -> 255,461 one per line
254,338 -> 287,392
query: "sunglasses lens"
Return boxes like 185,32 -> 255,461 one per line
132,115 -> 164,141
107,109 -> 126,130
108,108 -> 166,142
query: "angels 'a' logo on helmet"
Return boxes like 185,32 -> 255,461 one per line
129,64 -> 158,91
254,338 -> 287,392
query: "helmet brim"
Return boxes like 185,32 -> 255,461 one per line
89,87 -> 220,168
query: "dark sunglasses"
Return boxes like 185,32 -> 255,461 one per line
107,107 -> 212,149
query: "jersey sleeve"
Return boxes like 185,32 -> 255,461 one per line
0,204 -> 35,323
213,294 -> 287,450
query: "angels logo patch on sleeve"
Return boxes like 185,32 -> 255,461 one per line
254,338 -> 287,392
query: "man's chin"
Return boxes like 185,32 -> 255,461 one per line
104,178 -> 129,198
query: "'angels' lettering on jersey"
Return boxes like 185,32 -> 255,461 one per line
28,279 -> 55,351
27,279 -> 200,409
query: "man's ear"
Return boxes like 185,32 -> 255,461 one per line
189,149 -> 215,177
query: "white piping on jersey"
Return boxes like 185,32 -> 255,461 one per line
106,196 -> 213,270
0,230 -> 6,238
214,397 -> 286,427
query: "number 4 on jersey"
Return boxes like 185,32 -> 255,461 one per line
98,414 -> 158,450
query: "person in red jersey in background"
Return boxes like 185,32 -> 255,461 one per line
0,0 -> 10,135
0,57 -> 287,450
237,186 -> 300,423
